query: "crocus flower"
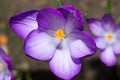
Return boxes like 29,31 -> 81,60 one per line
9,5 -> 96,79
0,47 -> 14,80
87,14 -> 120,66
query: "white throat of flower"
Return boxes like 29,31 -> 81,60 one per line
104,32 -> 116,45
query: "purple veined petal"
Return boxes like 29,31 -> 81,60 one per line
49,40 -> 82,79
0,47 -> 13,71
24,30 -> 60,60
68,31 -> 96,58
101,14 -> 115,31
95,37 -> 107,49
0,72 -> 12,80
2,55 -> 14,80
100,47 -> 117,66
0,47 -> 14,80
37,8 -> 66,31
1,57 -> 14,80
112,40 -> 120,54
87,18 -> 105,36
3,74 -> 11,80
58,7 -> 83,34
0,74 -> 4,80
109,27 -> 120,54
9,10 -> 39,39
115,27 -> 120,39
102,13 -> 115,26
2,55 -> 13,71
58,5 -> 84,25
0,59 -> 12,80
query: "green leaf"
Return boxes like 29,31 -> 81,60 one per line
105,0 -> 112,14
57,0 -> 63,6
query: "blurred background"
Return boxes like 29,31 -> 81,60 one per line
0,0 -> 120,80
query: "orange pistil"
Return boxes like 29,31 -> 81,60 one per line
0,34 -> 8,45
107,33 -> 113,40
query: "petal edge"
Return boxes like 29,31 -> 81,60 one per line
9,10 -> 39,39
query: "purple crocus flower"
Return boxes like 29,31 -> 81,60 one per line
9,5 -> 96,79
87,14 -> 120,66
0,47 -> 14,80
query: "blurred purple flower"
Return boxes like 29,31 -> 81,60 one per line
87,14 -> 120,66
9,5 -> 96,79
0,47 -> 14,80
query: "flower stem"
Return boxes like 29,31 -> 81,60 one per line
25,71 -> 32,80
105,0 -> 112,14
83,13 -> 87,19
57,0 -> 63,6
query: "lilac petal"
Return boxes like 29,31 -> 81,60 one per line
0,47 -> 13,71
37,8 -> 66,31
58,5 -> 84,25
9,10 -> 39,39
24,30 -> 60,60
113,41 -> 120,54
100,47 -> 117,66
4,75 -> 11,80
95,37 -> 107,49
0,74 -> 4,80
1,54 -> 12,69
113,28 -> 120,54
68,31 -> 96,58
115,27 -> 120,39
0,73 -> 11,80
50,40 -> 81,79
0,48 -> 13,80
58,7 -> 83,34
102,14 -> 115,25
0,47 -> 6,56
87,18 -> 105,36
102,14 -> 115,31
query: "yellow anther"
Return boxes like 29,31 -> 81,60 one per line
55,29 -> 65,39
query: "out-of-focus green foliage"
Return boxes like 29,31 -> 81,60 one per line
15,71 -> 32,80
84,13 -> 87,19
117,16 -> 120,25
25,71 -> 32,80
105,0 -> 112,14
15,71 -> 23,80
57,0 -> 63,6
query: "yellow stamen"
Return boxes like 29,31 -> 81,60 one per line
107,33 -> 113,40
55,29 -> 65,39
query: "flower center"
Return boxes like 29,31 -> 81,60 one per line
106,33 -> 113,40
55,29 -> 65,39
0,63 -> 3,71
